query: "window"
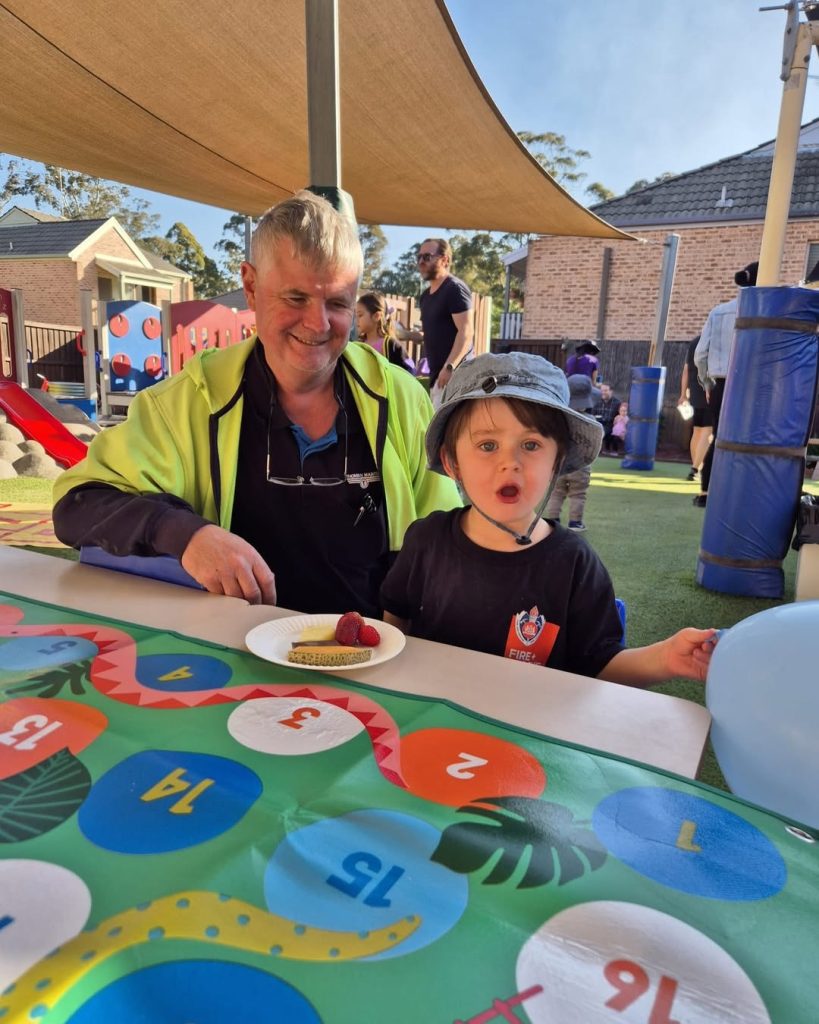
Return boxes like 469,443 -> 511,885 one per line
805,242 -> 819,283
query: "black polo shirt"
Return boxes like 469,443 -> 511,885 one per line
230,343 -> 388,616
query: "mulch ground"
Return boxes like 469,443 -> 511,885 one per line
0,502 -> 64,548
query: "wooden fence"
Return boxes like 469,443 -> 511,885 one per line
384,291 -> 492,368
24,321 -> 86,387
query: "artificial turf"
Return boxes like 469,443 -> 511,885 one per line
580,456 -> 818,789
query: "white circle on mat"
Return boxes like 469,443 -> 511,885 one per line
516,900 -> 770,1024
227,696 -> 364,755
0,859 -> 92,989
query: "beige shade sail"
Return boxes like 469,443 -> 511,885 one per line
0,0 -> 628,239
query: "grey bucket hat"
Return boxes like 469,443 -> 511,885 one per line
426,351 -> 603,475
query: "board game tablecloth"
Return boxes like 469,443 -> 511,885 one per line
0,592 -> 816,1023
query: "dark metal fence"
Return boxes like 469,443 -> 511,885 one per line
490,337 -> 692,456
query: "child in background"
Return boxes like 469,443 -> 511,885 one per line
381,352 -> 715,685
545,373 -> 601,532
611,401 -> 629,454
355,292 -> 415,373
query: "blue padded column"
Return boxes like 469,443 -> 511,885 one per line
621,366 -> 666,471
697,286 -> 819,597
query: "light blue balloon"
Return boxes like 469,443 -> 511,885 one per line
706,600 -> 819,828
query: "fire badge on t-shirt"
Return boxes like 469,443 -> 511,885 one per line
504,606 -> 560,665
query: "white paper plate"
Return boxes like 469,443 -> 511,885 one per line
245,614 -> 406,672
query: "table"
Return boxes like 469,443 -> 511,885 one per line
0,547 -> 710,777
1,547 -> 815,1024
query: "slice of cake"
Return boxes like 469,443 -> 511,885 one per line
287,644 -> 372,667
299,623 -> 337,643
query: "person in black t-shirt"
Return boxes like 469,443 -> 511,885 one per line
381,352 -> 718,685
677,335 -> 713,481
399,238 -> 473,388
593,382 -> 620,453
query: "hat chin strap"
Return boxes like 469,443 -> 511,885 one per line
459,458 -> 565,547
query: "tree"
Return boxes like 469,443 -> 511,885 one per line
215,213 -> 257,287
372,242 -> 423,298
586,181 -> 615,204
516,130 -> 614,209
625,171 -> 676,194
142,221 -> 233,298
359,224 -> 388,288
0,158 -> 40,208
0,157 -> 159,237
517,130 -> 592,189
448,231 -> 510,304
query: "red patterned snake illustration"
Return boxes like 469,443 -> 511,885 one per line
0,604 -> 406,788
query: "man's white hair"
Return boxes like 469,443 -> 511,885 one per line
251,190 -> 362,278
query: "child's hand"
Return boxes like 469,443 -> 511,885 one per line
662,627 -> 719,682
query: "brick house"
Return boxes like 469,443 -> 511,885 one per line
504,118 -> 819,348
0,206 -> 192,326
496,120 -> 819,451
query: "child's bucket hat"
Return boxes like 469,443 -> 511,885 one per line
426,351 -> 603,474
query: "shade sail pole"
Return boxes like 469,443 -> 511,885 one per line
757,12 -> 813,286
305,0 -> 356,220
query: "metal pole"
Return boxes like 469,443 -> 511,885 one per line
79,289 -> 96,402
244,216 -> 252,261
10,289 -> 27,386
648,233 -> 679,366
757,20 -> 812,286
596,247 -> 612,343
305,0 -> 341,188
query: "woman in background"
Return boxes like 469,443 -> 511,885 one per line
355,292 -> 415,373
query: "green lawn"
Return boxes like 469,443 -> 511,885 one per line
583,457 -> 817,789
3,464 -> 818,788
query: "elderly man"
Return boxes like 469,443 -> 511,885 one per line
53,191 -> 460,614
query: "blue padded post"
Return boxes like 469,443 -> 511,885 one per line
697,286 -> 819,597
621,366 -> 666,471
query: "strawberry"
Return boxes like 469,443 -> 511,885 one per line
358,623 -> 381,647
335,611 -> 364,646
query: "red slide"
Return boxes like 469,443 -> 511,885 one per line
0,380 -> 88,468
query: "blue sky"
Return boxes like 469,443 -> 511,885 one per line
6,1 -> 819,266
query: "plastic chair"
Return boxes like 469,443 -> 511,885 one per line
80,546 -> 204,590
614,597 -> 627,644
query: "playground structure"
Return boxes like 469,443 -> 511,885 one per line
0,285 -> 259,421
0,380 -> 88,468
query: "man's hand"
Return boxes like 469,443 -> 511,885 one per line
436,365 -> 453,389
181,524 -> 276,605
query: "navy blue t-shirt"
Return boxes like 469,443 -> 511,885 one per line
419,275 -> 472,384
381,509 -> 624,678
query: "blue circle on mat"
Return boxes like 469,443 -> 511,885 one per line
0,636 -> 98,672
78,750 -> 262,853
592,786 -> 786,900
66,959 -> 321,1022
264,808 -> 467,960
135,653 -> 232,691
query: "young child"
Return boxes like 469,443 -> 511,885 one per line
355,292 -> 415,373
381,352 -> 715,686
611,401 -> 629,454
